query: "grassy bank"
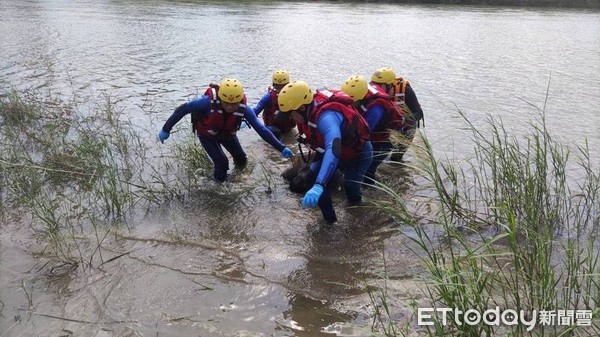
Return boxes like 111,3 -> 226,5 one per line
0,90 -> 212,269
370,110 -> 599,335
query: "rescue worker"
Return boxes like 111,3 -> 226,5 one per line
253,69 -> 296,139
277,81 -> 373,223
341,75 -> 404,184
370,67 -> 424,162
157,78 -> 293,182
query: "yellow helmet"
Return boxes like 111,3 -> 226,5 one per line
278,81 -> 313,112
341,75 -> 368,101
272,69 -> 290,85
218,78 -> 244,103
371,67 -> 396,84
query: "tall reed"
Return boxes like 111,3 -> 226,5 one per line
0,90 -> 232,268
372,111 -> 599,336
0,91 -> 160,267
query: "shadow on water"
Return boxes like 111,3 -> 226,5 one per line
282,226 -> 385,335
278,172 -> 418,335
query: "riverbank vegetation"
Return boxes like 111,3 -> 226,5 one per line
0,90 -> 212,268
369,109 -> 600,335
1,90 -> 598,335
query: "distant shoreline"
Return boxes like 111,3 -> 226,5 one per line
335,0 -> 600,9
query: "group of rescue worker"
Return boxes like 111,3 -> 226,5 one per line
157,68 -> 423,223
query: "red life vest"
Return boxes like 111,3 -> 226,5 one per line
262,87 -> 296,131
358,84 -> 405,143
297,88 -> 370,162
193,84 -> 247,139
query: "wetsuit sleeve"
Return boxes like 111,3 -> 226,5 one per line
404,85 -> 423,123
244,107 -> 286,152
253,92 -> 271,117
162,96 -> 211,133
364,104 -> 385,133
314,110 -> 343,186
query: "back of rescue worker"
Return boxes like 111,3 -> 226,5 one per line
341,75 -> 404,183
253,69 -> 296,139
370,67 -> 424,162
277,80 -> 373,223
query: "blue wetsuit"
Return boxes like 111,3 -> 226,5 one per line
161,96 -> 286,182
308,109 -> 373,222
253,92 -> 271,117
253,92 -> 293,139
361,104 -> 393,183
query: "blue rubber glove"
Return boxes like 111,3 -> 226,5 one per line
281,147 -> 293,159
157,130 -> 170,144
302,184 -> 324,208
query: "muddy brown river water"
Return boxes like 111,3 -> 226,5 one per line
1,0 -> 599,336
